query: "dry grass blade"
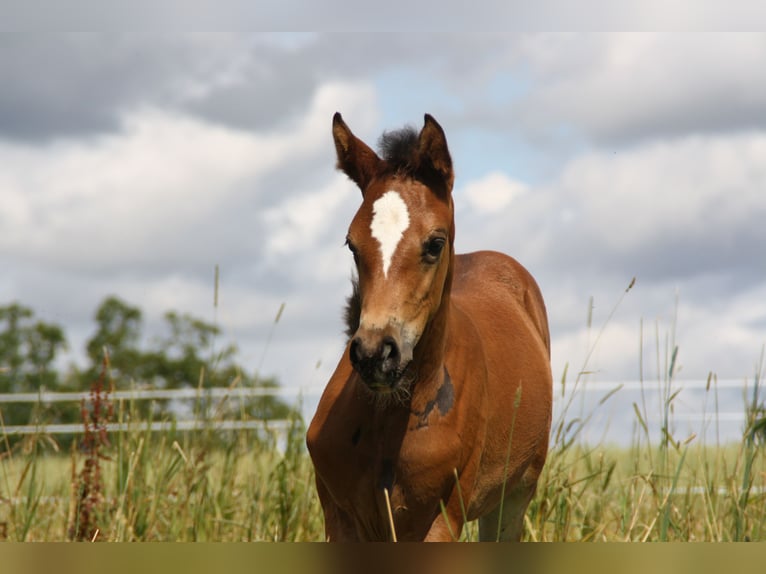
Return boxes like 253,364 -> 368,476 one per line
383,487 -> 397,542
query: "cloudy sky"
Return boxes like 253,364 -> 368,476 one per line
2,33 -> 765,441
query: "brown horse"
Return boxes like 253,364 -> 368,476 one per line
306,113 -> 552,542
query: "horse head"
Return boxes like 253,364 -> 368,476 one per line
333,113 -> 455,394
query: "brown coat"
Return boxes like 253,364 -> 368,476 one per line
306,114 -> 552,542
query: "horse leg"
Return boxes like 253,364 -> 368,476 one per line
478,480 -> 537,542
424,513 -> 462,542
423,493 -> 468,542
315,478 -> 358,541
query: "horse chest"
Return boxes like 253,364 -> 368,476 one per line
313,407 -> 462,524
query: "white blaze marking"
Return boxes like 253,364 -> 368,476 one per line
370,190 -> 410,278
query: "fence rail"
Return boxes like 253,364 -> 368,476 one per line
0,377 -> 755,404
553,378 -> 755,391
0,385 -> 314,404
1,419 -> 294,436
0,386 -> 313,436
0,378 -> 759,436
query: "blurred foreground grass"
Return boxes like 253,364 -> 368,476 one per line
1,401 -> 764,541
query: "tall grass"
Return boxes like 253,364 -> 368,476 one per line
0,387 -> 322,541
1,373 -> 764,541
525,283 -> 766,542
1,287 -> 765,541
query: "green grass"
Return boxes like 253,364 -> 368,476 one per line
528,442 -> 765,542
1,391 -> 764,541
1,287 -> 765,541
0,407 -> 323,541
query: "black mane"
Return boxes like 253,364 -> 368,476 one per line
376,124 -> 450,197
378,126 -> 419,174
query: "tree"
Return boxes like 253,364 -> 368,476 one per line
0,303 -> 33,389
150,310 -> 239,389
0,302 -> 68,425
78,296 -> 298,421
1,296 -> 297,432
84,296 -> 143,384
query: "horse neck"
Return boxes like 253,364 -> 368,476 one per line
410,253 -> 454,390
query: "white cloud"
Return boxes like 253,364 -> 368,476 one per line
1,111 -> 263,270
0,78 -> 378,396
460,171 -> 528,213
449,128 -> 766,387
548,277 -> 766,386
507,34 -> 766,144
262,177 -> 355,257
0,80 -> 378,276
547,131 -> 766,273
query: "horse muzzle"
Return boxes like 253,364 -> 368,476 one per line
349,330 -> 412,391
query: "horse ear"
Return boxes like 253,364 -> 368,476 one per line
332,113 -> 381,193
417,114 -> 454,192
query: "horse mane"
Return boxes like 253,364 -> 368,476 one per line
378,126 -> 420,176
343,276 -> 361,340
377,125 -> 451,197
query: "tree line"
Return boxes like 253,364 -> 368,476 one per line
0,296 -> 294,428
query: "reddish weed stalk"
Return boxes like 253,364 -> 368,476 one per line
68,353 -> 114,541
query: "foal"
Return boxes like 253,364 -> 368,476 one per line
306,113 -> 552,541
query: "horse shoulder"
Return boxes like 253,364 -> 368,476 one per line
453,251 -> 550,354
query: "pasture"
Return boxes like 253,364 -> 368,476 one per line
2,278 -> 764,541
1,368 -> 764,542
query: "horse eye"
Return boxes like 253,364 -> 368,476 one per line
423,237 -> 446,262
345,237 -> 360,263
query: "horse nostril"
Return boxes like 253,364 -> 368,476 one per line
381,336 -> 399,363
350,334 -> 402,381
349,337 -> 363,366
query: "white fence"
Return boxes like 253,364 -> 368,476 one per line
0,378 -> 760,441
0,386 -> 310,404
550,377 -> 762,444
0,386 -> 308,436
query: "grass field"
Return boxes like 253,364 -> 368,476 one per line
2,289 -> 765,542
1,371 -> 764,542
